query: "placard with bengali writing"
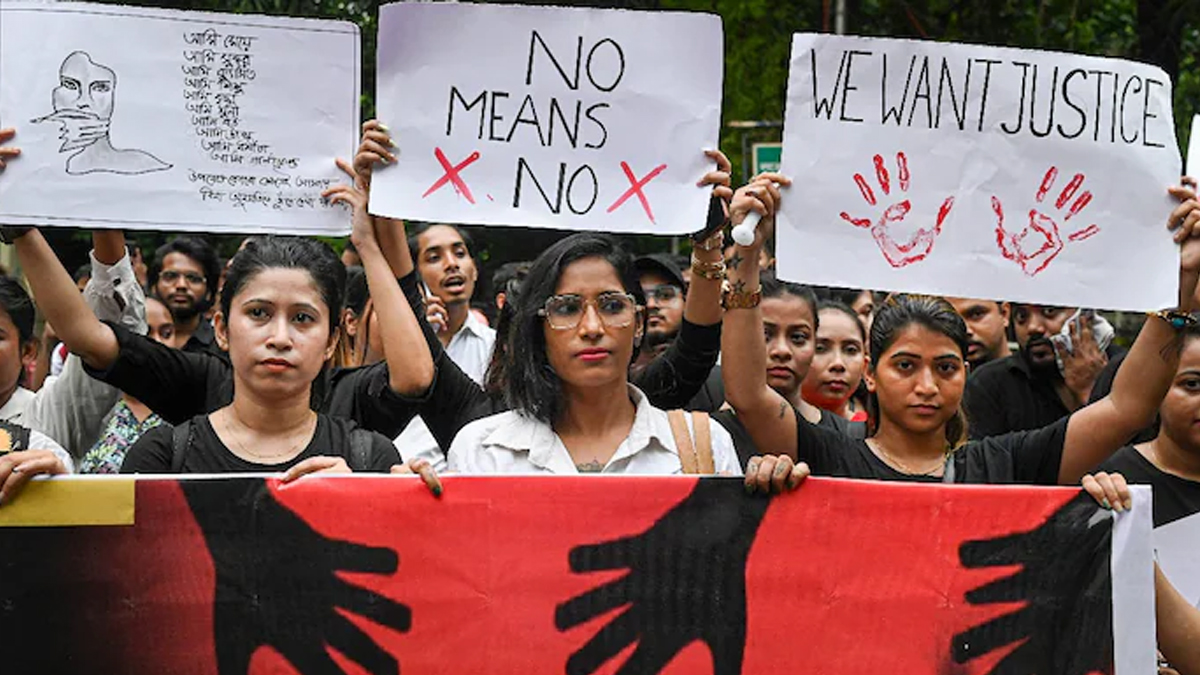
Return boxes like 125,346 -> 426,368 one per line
0,2 -> 360,235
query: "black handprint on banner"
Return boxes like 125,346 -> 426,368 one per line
179,480 -> 410,675
555,479 -> 771,675
953,492 -> 1114,675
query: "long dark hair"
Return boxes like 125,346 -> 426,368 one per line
817,300 -> 865,342
220,236 -> 346,406
334,266 -> 371,368
866,294 -> 971,447
504,233 -> 644,424
761,275 -> 819,331
0,277 -> 35,345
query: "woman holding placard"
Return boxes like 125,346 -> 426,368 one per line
446,231 -> 741,475
353,120 -> 738,457
724,171 -> 1200,487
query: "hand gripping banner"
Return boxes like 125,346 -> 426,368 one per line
0,476 -> 1155,674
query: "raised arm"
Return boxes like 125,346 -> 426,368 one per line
324,161 -> 431,395
26,229 -> 146,459
12,229 -> 120,371
720,174 -> 798,458
683,149 -> 732,328
1059,182 -> 1200,484
634,150 -> 731,409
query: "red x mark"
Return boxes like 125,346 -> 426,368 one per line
422,148 -> 481,204
606,161 -> 668,224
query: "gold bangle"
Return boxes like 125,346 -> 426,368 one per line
690,257 -> 726,281
694,230 -> 725,251
722,282 -> 762,309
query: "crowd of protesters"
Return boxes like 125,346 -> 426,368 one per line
1,107 -> 1200,671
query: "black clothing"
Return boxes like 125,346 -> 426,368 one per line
792,408 -> 1069,484
713,407 -> 866,470
1099,446 -> 1200,527
1087,352 -> 1158,444
964,347 -> 1122,440
121,413 -> 398,474
84,322 -> 417,438
686,365 -> 725,413
181,317 -> 228,361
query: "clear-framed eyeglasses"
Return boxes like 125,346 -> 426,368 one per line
538,292 -> 642,330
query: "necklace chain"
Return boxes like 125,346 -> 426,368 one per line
220,412 -> 311,462
869,439 -> 949,477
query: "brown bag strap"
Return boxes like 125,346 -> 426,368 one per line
667,409 -> 700,474
690,411 -> 715,474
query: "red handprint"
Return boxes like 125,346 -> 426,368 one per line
992,167 -> 1100,277
839,153 -> 955,268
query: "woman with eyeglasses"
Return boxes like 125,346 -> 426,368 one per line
447,233 -> 741,475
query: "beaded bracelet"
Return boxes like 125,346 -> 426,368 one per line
1147,309 -> 1199,330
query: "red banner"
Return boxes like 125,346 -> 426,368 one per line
0,476 -> 1153,675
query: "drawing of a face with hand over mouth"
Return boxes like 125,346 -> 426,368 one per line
33,51 -> 171,176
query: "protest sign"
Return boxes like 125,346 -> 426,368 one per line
0,476 -> 1154,675
0,2 -> 360,235
1155,512 -> 1200,609
371,2 -> 723,235
776,34 -> 1181,311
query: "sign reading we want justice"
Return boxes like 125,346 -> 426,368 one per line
776,35 -> 1181,311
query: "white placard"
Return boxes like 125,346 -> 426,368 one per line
371,2 -> 722,235
0,1 -> 360,235
1112,486 -> 1156,675
777,34 -> 1181,311
1155,511 -> 1200,609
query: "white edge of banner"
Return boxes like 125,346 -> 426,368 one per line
1113,484 -> 1155,675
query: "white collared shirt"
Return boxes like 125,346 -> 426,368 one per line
447,386 -> 741,475
394,310 -> 496,468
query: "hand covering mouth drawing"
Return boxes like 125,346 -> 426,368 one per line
32,51 -> 171,176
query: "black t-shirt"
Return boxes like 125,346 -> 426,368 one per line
963,355 -> 1071,440
84,322 -> 417,438
713,407 -> 866,470
180,317 -> 229,362
1100,446 -> 1200,527
964,347 -> 1124,440
1088,352 -> 1158,444
120,413 -> 399,474
793,407 -> 1068,484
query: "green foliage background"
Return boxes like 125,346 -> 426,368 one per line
44,0 -> 1200,294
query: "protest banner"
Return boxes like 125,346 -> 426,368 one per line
1157,514 -> 1200,609
776,34 -> 1181,311
0,2 -> 360,235
0,476 -> 1154,675
371,2 -> 723,235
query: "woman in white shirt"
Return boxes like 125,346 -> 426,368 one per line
448,233 -> 740,475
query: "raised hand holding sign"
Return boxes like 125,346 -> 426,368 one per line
372,3 -> 723,235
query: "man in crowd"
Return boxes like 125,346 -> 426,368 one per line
396,222 -> 496,470
148,236 -> 223,358
963,304 -> 1114,439
634,254 -> 686,366
945,298 -> 1011,370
